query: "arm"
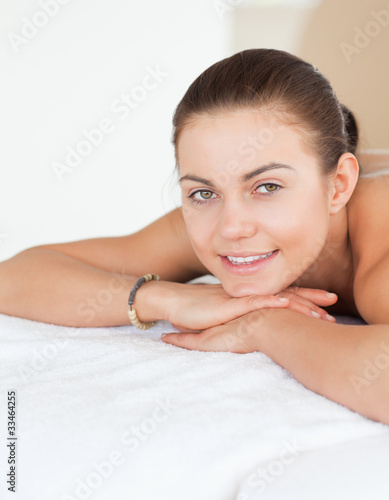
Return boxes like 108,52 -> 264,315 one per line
258,309 -> 389,425
0,247 -> 161,327
0,208 -> 296,328
0,207 -> 207,327
353,253 -> 389,325
162,308 -> 389,424
162,255 -> 389,425
0,246 -> 308,329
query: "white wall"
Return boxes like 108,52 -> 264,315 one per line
0,0 -> 231,260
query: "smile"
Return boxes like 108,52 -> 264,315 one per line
226,252 -> 274,265
220,250 -> 279,275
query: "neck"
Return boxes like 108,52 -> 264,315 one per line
295,206 -> 354,297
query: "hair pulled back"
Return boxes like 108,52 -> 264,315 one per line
172,49 -> 358,176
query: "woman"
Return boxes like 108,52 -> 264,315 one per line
1,49 -> 388,424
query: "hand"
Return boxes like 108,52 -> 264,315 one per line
161,307 -> 277,353
161,300 -> 338,353
145,280 -> 290,332
160,286 -> 339,350
165,285 -> 338,333
274,286 -> 338,322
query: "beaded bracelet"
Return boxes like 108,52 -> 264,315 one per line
127,273 -> 160,330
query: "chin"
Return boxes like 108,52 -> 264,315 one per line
221,280 -> 281,298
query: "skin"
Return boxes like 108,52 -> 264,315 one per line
2,108 -> 388,422
161,109 -> 389,424
177,109 -> 357,302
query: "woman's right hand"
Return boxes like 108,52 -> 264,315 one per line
139,280 -> 290,332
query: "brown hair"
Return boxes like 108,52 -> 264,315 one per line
172,48 -> 359,176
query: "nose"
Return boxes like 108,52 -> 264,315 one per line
218,200 -> 257,240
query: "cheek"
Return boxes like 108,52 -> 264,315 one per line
182,207 -> 216,262
279,190 -> 330,279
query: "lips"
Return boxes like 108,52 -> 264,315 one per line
220,250 -> 279,275
226,252 -> 274,265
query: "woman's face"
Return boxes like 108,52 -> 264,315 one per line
178,110 -> 333,297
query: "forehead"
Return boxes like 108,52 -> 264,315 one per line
177,110 -> 318,176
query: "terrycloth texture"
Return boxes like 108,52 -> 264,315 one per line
0,312 -> 388,500
237,432 -> 389,499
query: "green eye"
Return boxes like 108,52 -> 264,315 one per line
188,190 -> 216,205
199,191 -> 213,199
265,184 -> 278,192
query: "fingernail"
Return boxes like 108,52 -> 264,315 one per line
311,310 -> 321,318
161,334 -> 167,338
278,297 -> 288,302
326,314 -> 336,322
326,292 -> 337,298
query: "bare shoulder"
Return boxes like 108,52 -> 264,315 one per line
348,174 -> 389,276
35,207 -> 210,283
348,175 -> 389,323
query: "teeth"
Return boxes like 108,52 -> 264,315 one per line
226,252 -> 273,265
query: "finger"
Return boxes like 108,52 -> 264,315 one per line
162,317 -> 263,354
209,295 -> 289,328
282,287 -> 338,306
286,287 -> 338,305
239,294 -> 290,314
161,332 -> 205,351
279,290 -> 337,321
276,291 -> 325,312
279,294 -> 336,321
285,300 -> 336,322
170,323 -> 202,333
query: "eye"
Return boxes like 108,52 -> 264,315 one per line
188,190 -> 217,204
255,183 -> 281,195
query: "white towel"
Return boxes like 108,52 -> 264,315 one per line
0,311 -> 388,500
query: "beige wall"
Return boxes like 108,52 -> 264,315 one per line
232,0 -> 389,149
232,5 -> 316,56
299,0 -> 389,149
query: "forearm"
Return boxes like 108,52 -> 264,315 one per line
0,248 -> 161,327
258,309 -> 389,424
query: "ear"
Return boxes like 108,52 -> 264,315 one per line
328,153 -> 359,215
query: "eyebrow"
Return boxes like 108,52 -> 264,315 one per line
179,163 -> 296,188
